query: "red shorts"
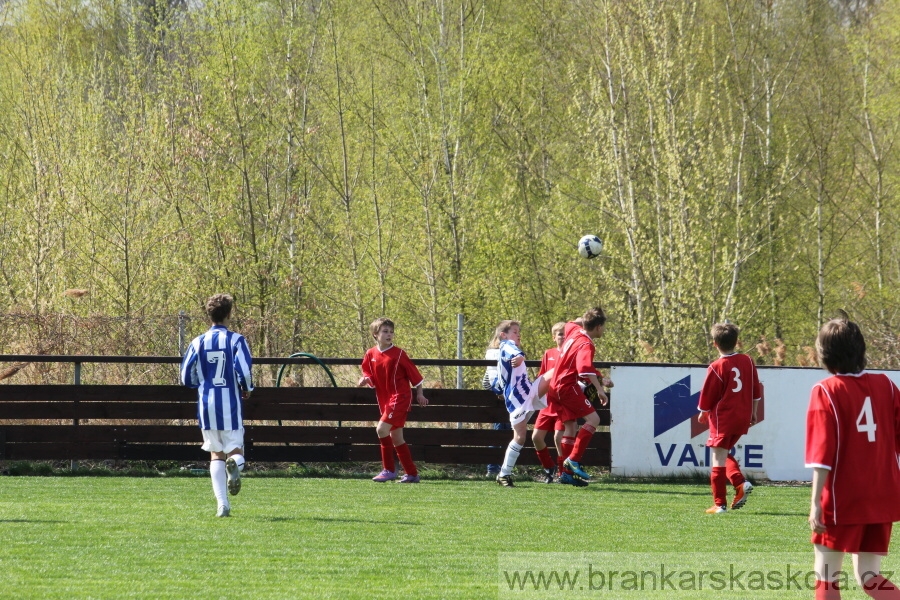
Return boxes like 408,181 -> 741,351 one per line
812,522 -> 893,555
379,406 -> 409,428
548,385 -> 595,423
706,433 -> 742,450
534,409 -> 564,431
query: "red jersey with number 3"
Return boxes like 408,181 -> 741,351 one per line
697,353 -> 761,437
361,345 -> 424,415
805,372 -> 900,526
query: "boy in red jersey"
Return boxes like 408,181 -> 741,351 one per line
697,322 -> 761,514
358,317 -> 429,483
532,322 -> 566,483
806,318 -> 900,600
547,307 -> 611,487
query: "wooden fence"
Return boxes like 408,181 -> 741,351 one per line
0,356 -> 611,467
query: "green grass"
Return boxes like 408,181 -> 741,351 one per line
0,475 -> 895,599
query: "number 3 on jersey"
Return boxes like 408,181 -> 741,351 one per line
206,351 -> 227,387
856,396 -> 877,442
731,367 -> 743,393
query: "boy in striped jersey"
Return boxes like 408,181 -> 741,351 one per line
180,293 -> 254,517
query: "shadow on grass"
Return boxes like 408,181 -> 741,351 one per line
255,515 -> 421,526
594,484 -> 709,496
0,519 -> 67,524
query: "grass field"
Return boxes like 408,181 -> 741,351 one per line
0,474 -> 895,599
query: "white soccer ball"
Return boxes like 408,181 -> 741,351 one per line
578,234 -> 603,259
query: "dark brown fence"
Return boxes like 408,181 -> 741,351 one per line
0,356 -> 611,467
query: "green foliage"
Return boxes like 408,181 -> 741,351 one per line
1,0 -> 900,373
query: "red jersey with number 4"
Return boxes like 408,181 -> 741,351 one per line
697,353 -> 761,437
805,372 -> 900,526
361,345 -> 424,414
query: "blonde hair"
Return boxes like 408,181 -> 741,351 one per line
488,320 -> 520,349
551,322 -> 566,337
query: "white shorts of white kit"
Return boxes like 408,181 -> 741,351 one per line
508,374 -> 548,426
201,427 -> 245,454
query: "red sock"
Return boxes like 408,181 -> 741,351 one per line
394,443 -> 417,477
535,447 -> 555,469
710,467 -> 727,508
569,424 -> 597,463
816,579 -> 841,600
378,436 -> 395,472
863,575 -> 900,599
725,454 -> 746,488
559,436 -> 576,470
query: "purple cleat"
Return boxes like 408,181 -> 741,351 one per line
398,474 -> 420,483
372,469 -> 397,482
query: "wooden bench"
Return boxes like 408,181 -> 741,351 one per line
0,385 -> 611,466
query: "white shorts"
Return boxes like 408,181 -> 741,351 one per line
200,427 -> 245,454
508,374 -> 548,425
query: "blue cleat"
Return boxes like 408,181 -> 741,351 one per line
558,472 -> 588,487
563,458 -> 591,481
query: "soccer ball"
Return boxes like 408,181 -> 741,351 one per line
578,234 -> 603,259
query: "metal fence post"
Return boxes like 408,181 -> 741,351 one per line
178,310 -> 187,355
71,361 -> 81,471
457,313 -> 464,429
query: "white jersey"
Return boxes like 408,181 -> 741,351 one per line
496,339 -> 547,424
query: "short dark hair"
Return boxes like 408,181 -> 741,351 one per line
816,318 -> 866,374
206,293 -> 233,324
370,317 -> 395,338
711,323 -> 739,353
582,307 -> 607,331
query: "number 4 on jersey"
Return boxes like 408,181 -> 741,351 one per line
856,396 -> 877,442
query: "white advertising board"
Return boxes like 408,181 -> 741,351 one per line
609,365 -> 900,482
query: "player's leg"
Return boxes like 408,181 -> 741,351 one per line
854,553 -> 895,596
532,427 -> 548,451
706,446 -> 729,513
559,420 -> 577,475
390,421 -> 419,483
726,452 -> 753,509
532,411 -> 557,481
225,447 -> 244,496
498,420 -> 529,486
852,523 -> 900,598
210,450 -> 230,517
564,410 -> 601,480
202,430 -> 230,516
814,544 -> 844,600
221,427 -> 245,496
373,419 -> 397,481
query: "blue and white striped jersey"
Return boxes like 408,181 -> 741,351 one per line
180,325 -> 253,431
496,339 -> 539,420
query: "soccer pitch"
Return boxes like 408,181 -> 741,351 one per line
0,476 -> 894,599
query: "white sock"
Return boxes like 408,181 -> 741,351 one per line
210,460 -> 228,508
232,454 -> 246,472
500,442 -> 523,477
